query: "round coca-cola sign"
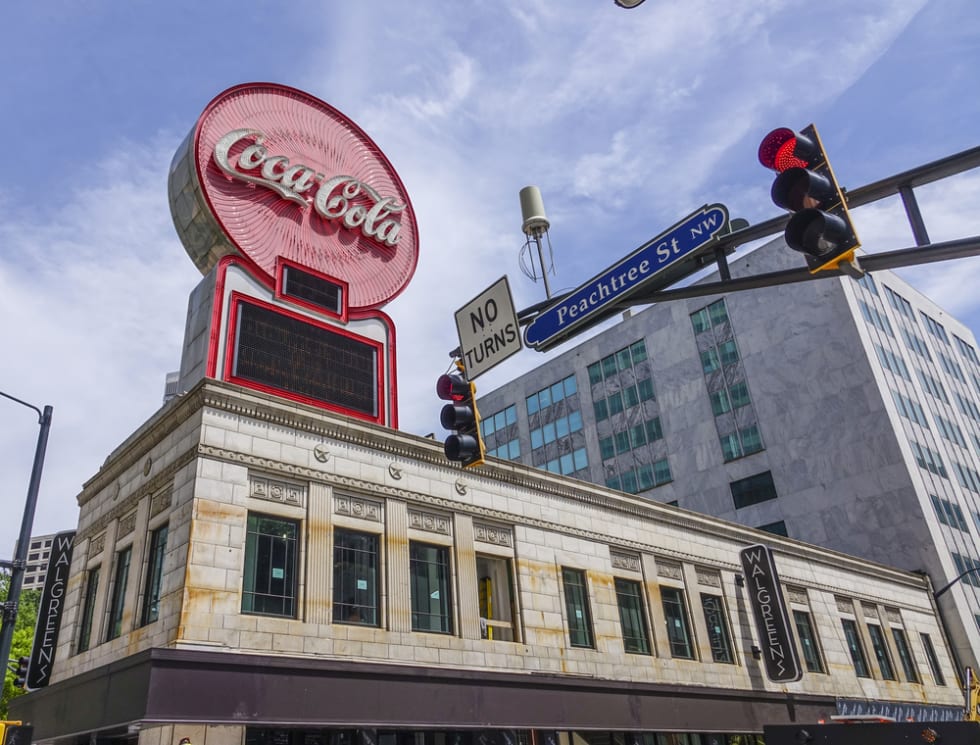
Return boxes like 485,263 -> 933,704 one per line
168,83 -> 419,310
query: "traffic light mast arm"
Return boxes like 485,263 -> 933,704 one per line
515,144 -> 980,327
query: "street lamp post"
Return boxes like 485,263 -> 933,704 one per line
0,391 -> 53,681
934,567 -> 980,600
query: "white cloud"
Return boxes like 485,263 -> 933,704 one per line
0,135 -> 200,548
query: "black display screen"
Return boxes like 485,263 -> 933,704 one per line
282,264 -> 343,315
233,300 -> 378,418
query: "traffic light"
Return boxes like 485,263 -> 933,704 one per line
0,722 -> 32,745
12,656 -> 29,689
758,124 -> 861,274
436,365 -> 486,468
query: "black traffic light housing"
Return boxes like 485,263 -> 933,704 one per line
12,655 -> 29,689
759,124 -> 861,274
436,365 -> 486,468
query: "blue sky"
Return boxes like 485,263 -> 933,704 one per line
1,0 -> 979,553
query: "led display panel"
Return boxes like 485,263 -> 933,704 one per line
232,299 -> 379,419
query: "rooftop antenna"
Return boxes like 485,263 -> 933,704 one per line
518,185 -> 555,299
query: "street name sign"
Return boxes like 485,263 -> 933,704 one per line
739,543 -> 803,683
454,276 -> 522,380
524,204 -> 729,351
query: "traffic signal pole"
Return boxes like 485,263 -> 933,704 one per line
0,395 -> 53,682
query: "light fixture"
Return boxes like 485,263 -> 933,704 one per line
614,0 -> 647,7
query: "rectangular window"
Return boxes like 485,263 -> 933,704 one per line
608,391 -> 624,416
661,586 -> 694,659
653,458 -> 672,486
841,618 -> 871,677
477,554 -> 517,642
903,327 -> 931,360
615,430 -> 631,455
720,432 -> 740,461
710,390 -> 731,415
629,423 -> 647,449
730,471 -> 778,509
708,299 -> 728,326
600,436 -> 616,460
690,308 -> 710,334
622,469 -> 639,494
921,632 -> 946,685
955,335 -> 980,365
593,399 -> 608,422
410,542 -> 453,634
757,520 -> 788,536
867,624 -> 896,680
793,610 -> 825,673
242,513 -> 299,618
700,593 -> 735,663
77,567 -> 100,653
719,340 -> 739,367
562,568 -> 594,648
638,378 -> 656,401
615,578 -> 651,654
106,546 -> 132,641
741,424 -> 764,454
630,340 -> 648,363
333,529 -> 379,626
876,344 -> 911,380
701,348 -> 720,374
140,524 -> 168,626
918,369 -> 949,403
885,286 -> 915,319
645,417 -> 663,442
730,381 -> 751,408
892,627 -> 919,683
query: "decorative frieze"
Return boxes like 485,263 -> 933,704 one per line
785,585 -> 809,605
408,508 -> 452,536
657,559 -> 683,581
862,603 -> 880,620
696,567 -> 721,588
474,522 -> 513,548
610,550 -> 641,573
334,494 -> 383,522
118,511 -> 137,538
90,532 -> 106,556
836,596 -> 855,614
150,487 -> 172,517
250,473 -> 306,507
885,606 -> 902,624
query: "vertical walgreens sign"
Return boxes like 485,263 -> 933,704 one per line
739,543 -> 802,682
27,531 -> 75,689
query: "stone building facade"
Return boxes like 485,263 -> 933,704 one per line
13,379 -> 964,744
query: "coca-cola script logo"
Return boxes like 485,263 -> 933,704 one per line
169,84 -> 419,310
213,129 -> 404,248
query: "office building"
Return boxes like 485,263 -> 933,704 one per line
477,236 -> 980,672
13,532 -> 58,591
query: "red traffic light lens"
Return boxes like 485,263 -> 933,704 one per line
436,373 -> 468,401
759,128 -> 810,172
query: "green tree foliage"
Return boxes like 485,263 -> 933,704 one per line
1,573 -> 41,719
